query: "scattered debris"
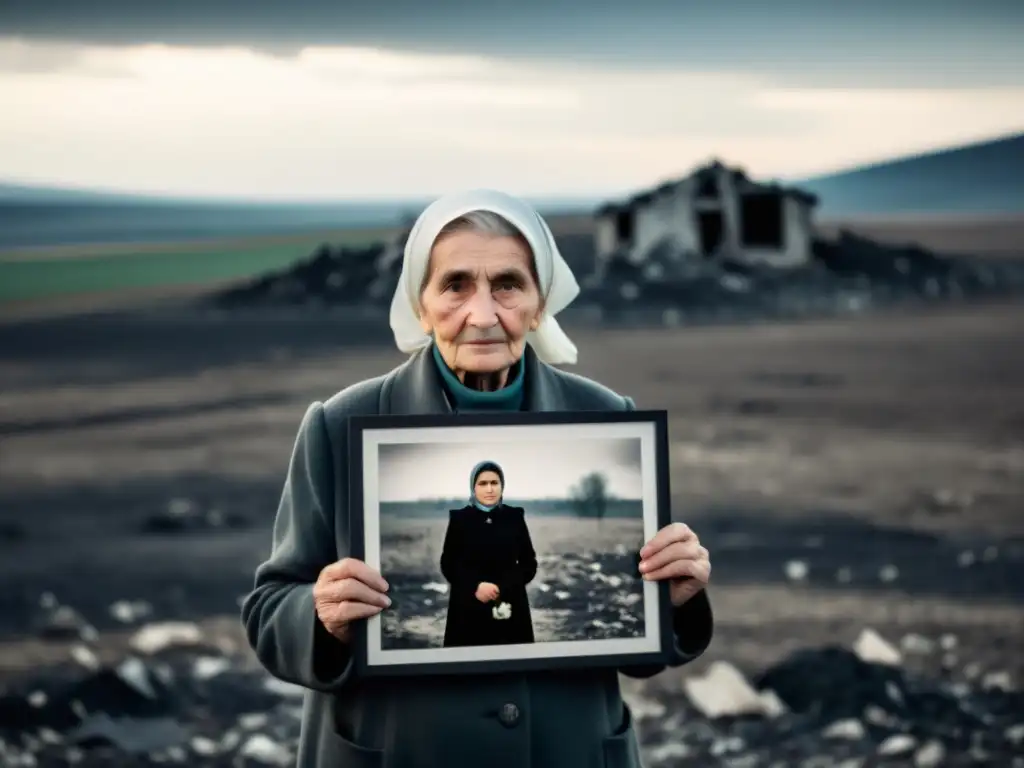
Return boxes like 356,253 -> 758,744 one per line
822,718 -> 866,740
983,671 -> 1013,692
210,231 -> 405,311
69,645 -> 100,672
192,656 -> 232,681
683,661 -> 786,719
108,600 -> 153,625
0,628 -> 1022,768
900,633 -> 935,655
35,600 -> 97,642
879,564 -> 899,582
382,549 -> 645,649
69,712 -> 189,755
141,498 -> 248,534
203,225 -> 1024,329
238,733 -> 293,766
129,622 -> 204,655
878,733 -> 917,756
853,628 -> 903,667
784,560 -> 808,581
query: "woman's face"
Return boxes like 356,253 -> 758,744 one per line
474,470 -> 503,506
418,229 -> 544,378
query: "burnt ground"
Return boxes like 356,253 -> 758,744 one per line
0,298 -> 1022,764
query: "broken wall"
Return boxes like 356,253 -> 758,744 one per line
595,180 -> 703,265
735,196 -> 814,268
593,164 -> 816,269
594,215 -> 621,260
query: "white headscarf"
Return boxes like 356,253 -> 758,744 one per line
388,188 -> 581,365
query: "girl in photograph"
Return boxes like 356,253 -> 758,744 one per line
439,460 -> 538,647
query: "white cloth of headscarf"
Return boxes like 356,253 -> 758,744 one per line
388,188 -> 581,365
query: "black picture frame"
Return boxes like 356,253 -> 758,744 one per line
347,409 -> 673,678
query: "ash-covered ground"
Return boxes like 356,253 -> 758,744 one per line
0,295 -> 1022,767
379,516 -> 646,649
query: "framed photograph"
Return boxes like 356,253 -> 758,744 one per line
347,409 -> 674,677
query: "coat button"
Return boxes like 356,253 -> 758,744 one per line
498,702 -> 520,727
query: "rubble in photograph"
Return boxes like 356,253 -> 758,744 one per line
1,616 -> 1022,767
205,226 -> 1024,326
380,545 -> 646,651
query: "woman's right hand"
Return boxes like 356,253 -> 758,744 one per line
314,558 -> 391,643
475,582 -> 500,603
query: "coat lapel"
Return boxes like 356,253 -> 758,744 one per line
522,344 -> 570,413
384,346 -> 453,416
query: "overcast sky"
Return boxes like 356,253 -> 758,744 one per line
377,438 -> 643,503
1,1 -> 1022,199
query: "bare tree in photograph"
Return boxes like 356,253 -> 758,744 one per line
570,471 -> 611,523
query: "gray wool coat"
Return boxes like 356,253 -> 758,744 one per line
241,344 -> 713,768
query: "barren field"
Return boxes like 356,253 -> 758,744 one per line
379,515 -> 647,649
816,213 -> 1024,259
0,296 -> 1023,765
4,212 -> 1020,318
0,298 -> 1022,676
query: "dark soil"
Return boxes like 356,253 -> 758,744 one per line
1,298 -> 1022,767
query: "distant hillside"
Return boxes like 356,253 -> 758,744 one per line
0,181 -> 597,249
796,132 -> 1024,217
0,199 -> 423,250
0,182 -> 267,207
5,131 -> 1021,248
0,181 -> 421,209
0,183 -> 138,204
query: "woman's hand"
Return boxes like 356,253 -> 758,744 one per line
638,523 -> 711,607
314,558 -> 391,643
475,582 -> 500,603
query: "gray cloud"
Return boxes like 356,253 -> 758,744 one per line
0,38 -> 132,76
1,0 -> 1022,88
0,42 -> 76,73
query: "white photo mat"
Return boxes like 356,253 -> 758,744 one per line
360,420 -> 662,668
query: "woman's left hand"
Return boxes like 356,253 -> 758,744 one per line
638,523 -> 711,607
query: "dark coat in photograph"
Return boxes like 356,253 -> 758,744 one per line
241,344 -> 714,768
440,503 -> 538,647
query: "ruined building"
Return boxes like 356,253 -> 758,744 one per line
593,160 -> 819,273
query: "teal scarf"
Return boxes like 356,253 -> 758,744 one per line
431,344 -> 524,412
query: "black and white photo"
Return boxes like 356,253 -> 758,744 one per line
348,411 -> 673,676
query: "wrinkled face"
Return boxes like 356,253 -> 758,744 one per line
474,470 -> 502,506
418,230 -> 544,376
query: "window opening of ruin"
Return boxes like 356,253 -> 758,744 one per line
697,210 -> 724,257
740,193 -> 784,248
614,210 -> 634,243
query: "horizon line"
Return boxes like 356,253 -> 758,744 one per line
3,129 -> 1017,208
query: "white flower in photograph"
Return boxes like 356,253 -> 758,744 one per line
492,602 -> 512,620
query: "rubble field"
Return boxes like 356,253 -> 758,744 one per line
2,611 -> 1022,767
206,229 -> 1024,327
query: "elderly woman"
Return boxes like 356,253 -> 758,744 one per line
440,460 -> 538,648
241,189 -> 714,768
